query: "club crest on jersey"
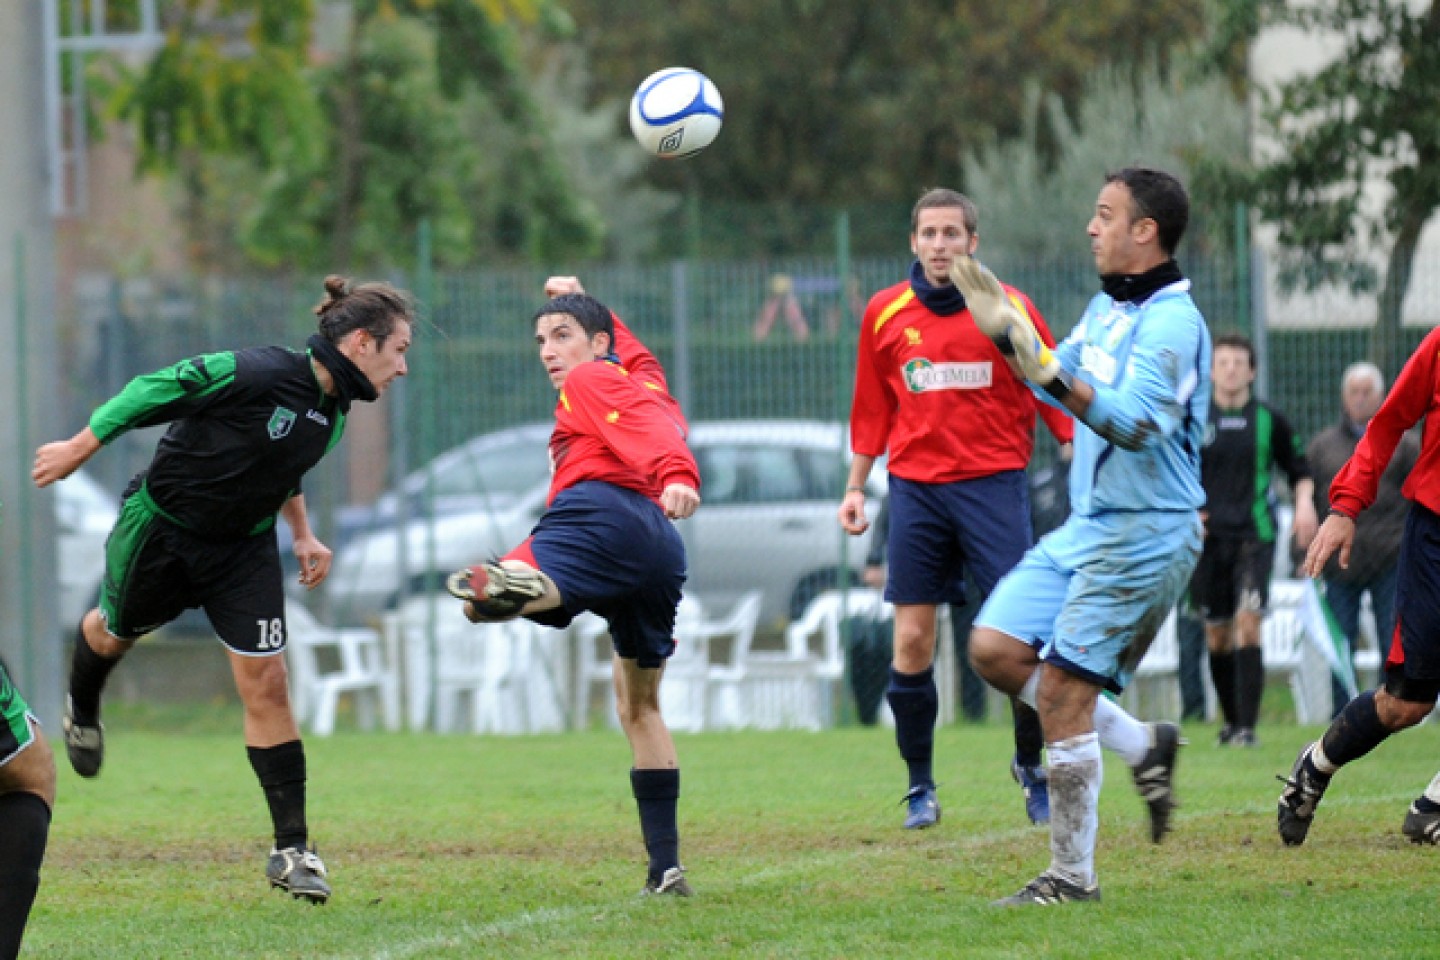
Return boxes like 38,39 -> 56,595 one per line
902,358 -> 992,393
904,327 -> 922,346
267,407 -> 297,440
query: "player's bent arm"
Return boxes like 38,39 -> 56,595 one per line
32,427 -> 103,488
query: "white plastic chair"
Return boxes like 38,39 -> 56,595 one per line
1263,579 -> 1334,724
285,602 -> 399,737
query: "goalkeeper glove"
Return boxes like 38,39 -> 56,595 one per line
950,255 -> 1072,401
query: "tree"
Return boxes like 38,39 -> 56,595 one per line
1211,0 -> 1440,377
964,59 -> 1247,263
104,0 -> 613,270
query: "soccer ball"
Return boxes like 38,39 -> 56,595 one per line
628,67 -> 724,159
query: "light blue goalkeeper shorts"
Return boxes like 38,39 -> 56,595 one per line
976,509 -> 1202,694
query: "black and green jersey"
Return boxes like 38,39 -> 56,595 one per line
1199,396 -> 1310,542
90,346 -> 346,540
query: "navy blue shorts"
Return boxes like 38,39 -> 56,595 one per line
1389,502 -> 1440,685
884,471 -> 1032,608
516,481 -> 686,669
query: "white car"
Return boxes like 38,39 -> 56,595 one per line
323,420 -> 883,630
54,469 -> 118,628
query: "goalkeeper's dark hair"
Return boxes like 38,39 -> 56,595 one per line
1106,168 -> 1190,257
534,293 -> 615,343
911,188 -> 979,236
314,275 -> 416,347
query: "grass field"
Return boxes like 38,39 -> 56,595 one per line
21,703 -> 1440,959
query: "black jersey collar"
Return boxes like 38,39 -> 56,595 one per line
307,334 -> 378,412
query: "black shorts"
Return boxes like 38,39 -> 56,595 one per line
1189,534 -> 1274,623
1389,503 -> 1440,688
0,657 -> 37,766
100,484 -> 287,655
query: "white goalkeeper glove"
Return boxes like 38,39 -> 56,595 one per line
950,255 -> 1071,398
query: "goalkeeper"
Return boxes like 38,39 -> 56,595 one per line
957,167 -> 1211,906
447,277 -> 700,898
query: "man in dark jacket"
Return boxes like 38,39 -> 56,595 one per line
1301,362 -> 1420,715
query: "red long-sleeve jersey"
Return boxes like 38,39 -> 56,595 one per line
849,280 -> 1073,482
1331,325 -> 1440,519
546,317 -> 699,507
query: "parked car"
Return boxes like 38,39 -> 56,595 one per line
53,469 -> 118,628
323,420 -> 883,630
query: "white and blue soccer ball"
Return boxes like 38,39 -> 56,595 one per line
628,67 -> 724,159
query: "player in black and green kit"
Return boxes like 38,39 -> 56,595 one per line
1190,333 -> 1315,746
32,275 -> 414,904
0,656 -> 54,960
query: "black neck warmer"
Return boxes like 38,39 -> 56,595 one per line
908,260 -> 968,317
307,334 -> 379,413
1100,259 -> 1184,305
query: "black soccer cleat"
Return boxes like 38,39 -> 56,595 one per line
1402,805 -> 1440,845
62,695 -> 104,778
992,871 -> 1101,907
266,846 -> 331,904
641,866 -> 693,898
445,562 -> 546,618
1277,742 -> 1330,847
1131,721 -> 1183,843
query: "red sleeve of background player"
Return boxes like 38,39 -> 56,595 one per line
562,362 -> 700,491
1330,327 -> 1440,518
1009,287 -> 1075,445
849,294 -> 897,459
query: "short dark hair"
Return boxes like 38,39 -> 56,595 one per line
1213,332 -> 1255,368
533,293 -> 615,343
911,188 -> 979,235
1105,168 -> 1189,256
313,275 -> 414,346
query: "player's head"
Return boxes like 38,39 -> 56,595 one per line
1089,168 -> 1189,275
314,275 -> 414,346
1340,361 -> 1385,424
533,293 -> 616,389
1211,333 -> 1256,399
313,275 -> 414,395
910,188 -> 980,287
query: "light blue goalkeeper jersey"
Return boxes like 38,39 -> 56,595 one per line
1042,279 -> 1211,516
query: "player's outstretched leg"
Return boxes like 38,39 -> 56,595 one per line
446,562 -> 548,618
65,615 -> 122,778
1130,721 -> 1183,843
1011,698 -> 1049,825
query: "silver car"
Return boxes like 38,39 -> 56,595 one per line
323,420 -> 882,630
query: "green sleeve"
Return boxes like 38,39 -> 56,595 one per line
89,352 -> 239,444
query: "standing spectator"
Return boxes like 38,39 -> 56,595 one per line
1300,362 -> 1418,714
1190,334 -> 1316,746
839,188 -> 1075,830
960,166 -> 1210,905
0,658 -> 54,960
32,276 -> 415,904
447,278 -> 701,896
1287,326 -> 1440,847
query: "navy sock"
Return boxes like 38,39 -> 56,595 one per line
886,667 -> 937,789
69,625 -> 121,726
1208,651 -> 1237,727
631,768 -> 680,883
248,741 -> 309,851
1319,690 -> 1388,770
1234,646 -> 1264,730
0,791 -> 51,960
1011,698 -> 1044,768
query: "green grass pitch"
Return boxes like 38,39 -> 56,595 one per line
22,703 -> 1440,958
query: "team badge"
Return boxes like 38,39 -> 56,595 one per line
268,407 -> 297,440
904,327 -> 922,346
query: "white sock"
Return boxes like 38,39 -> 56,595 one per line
1422,772 -> 1440,806
1016,671 -> 1148,767
1046,731 -> 1102,889
1094,696 -> 1149,767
